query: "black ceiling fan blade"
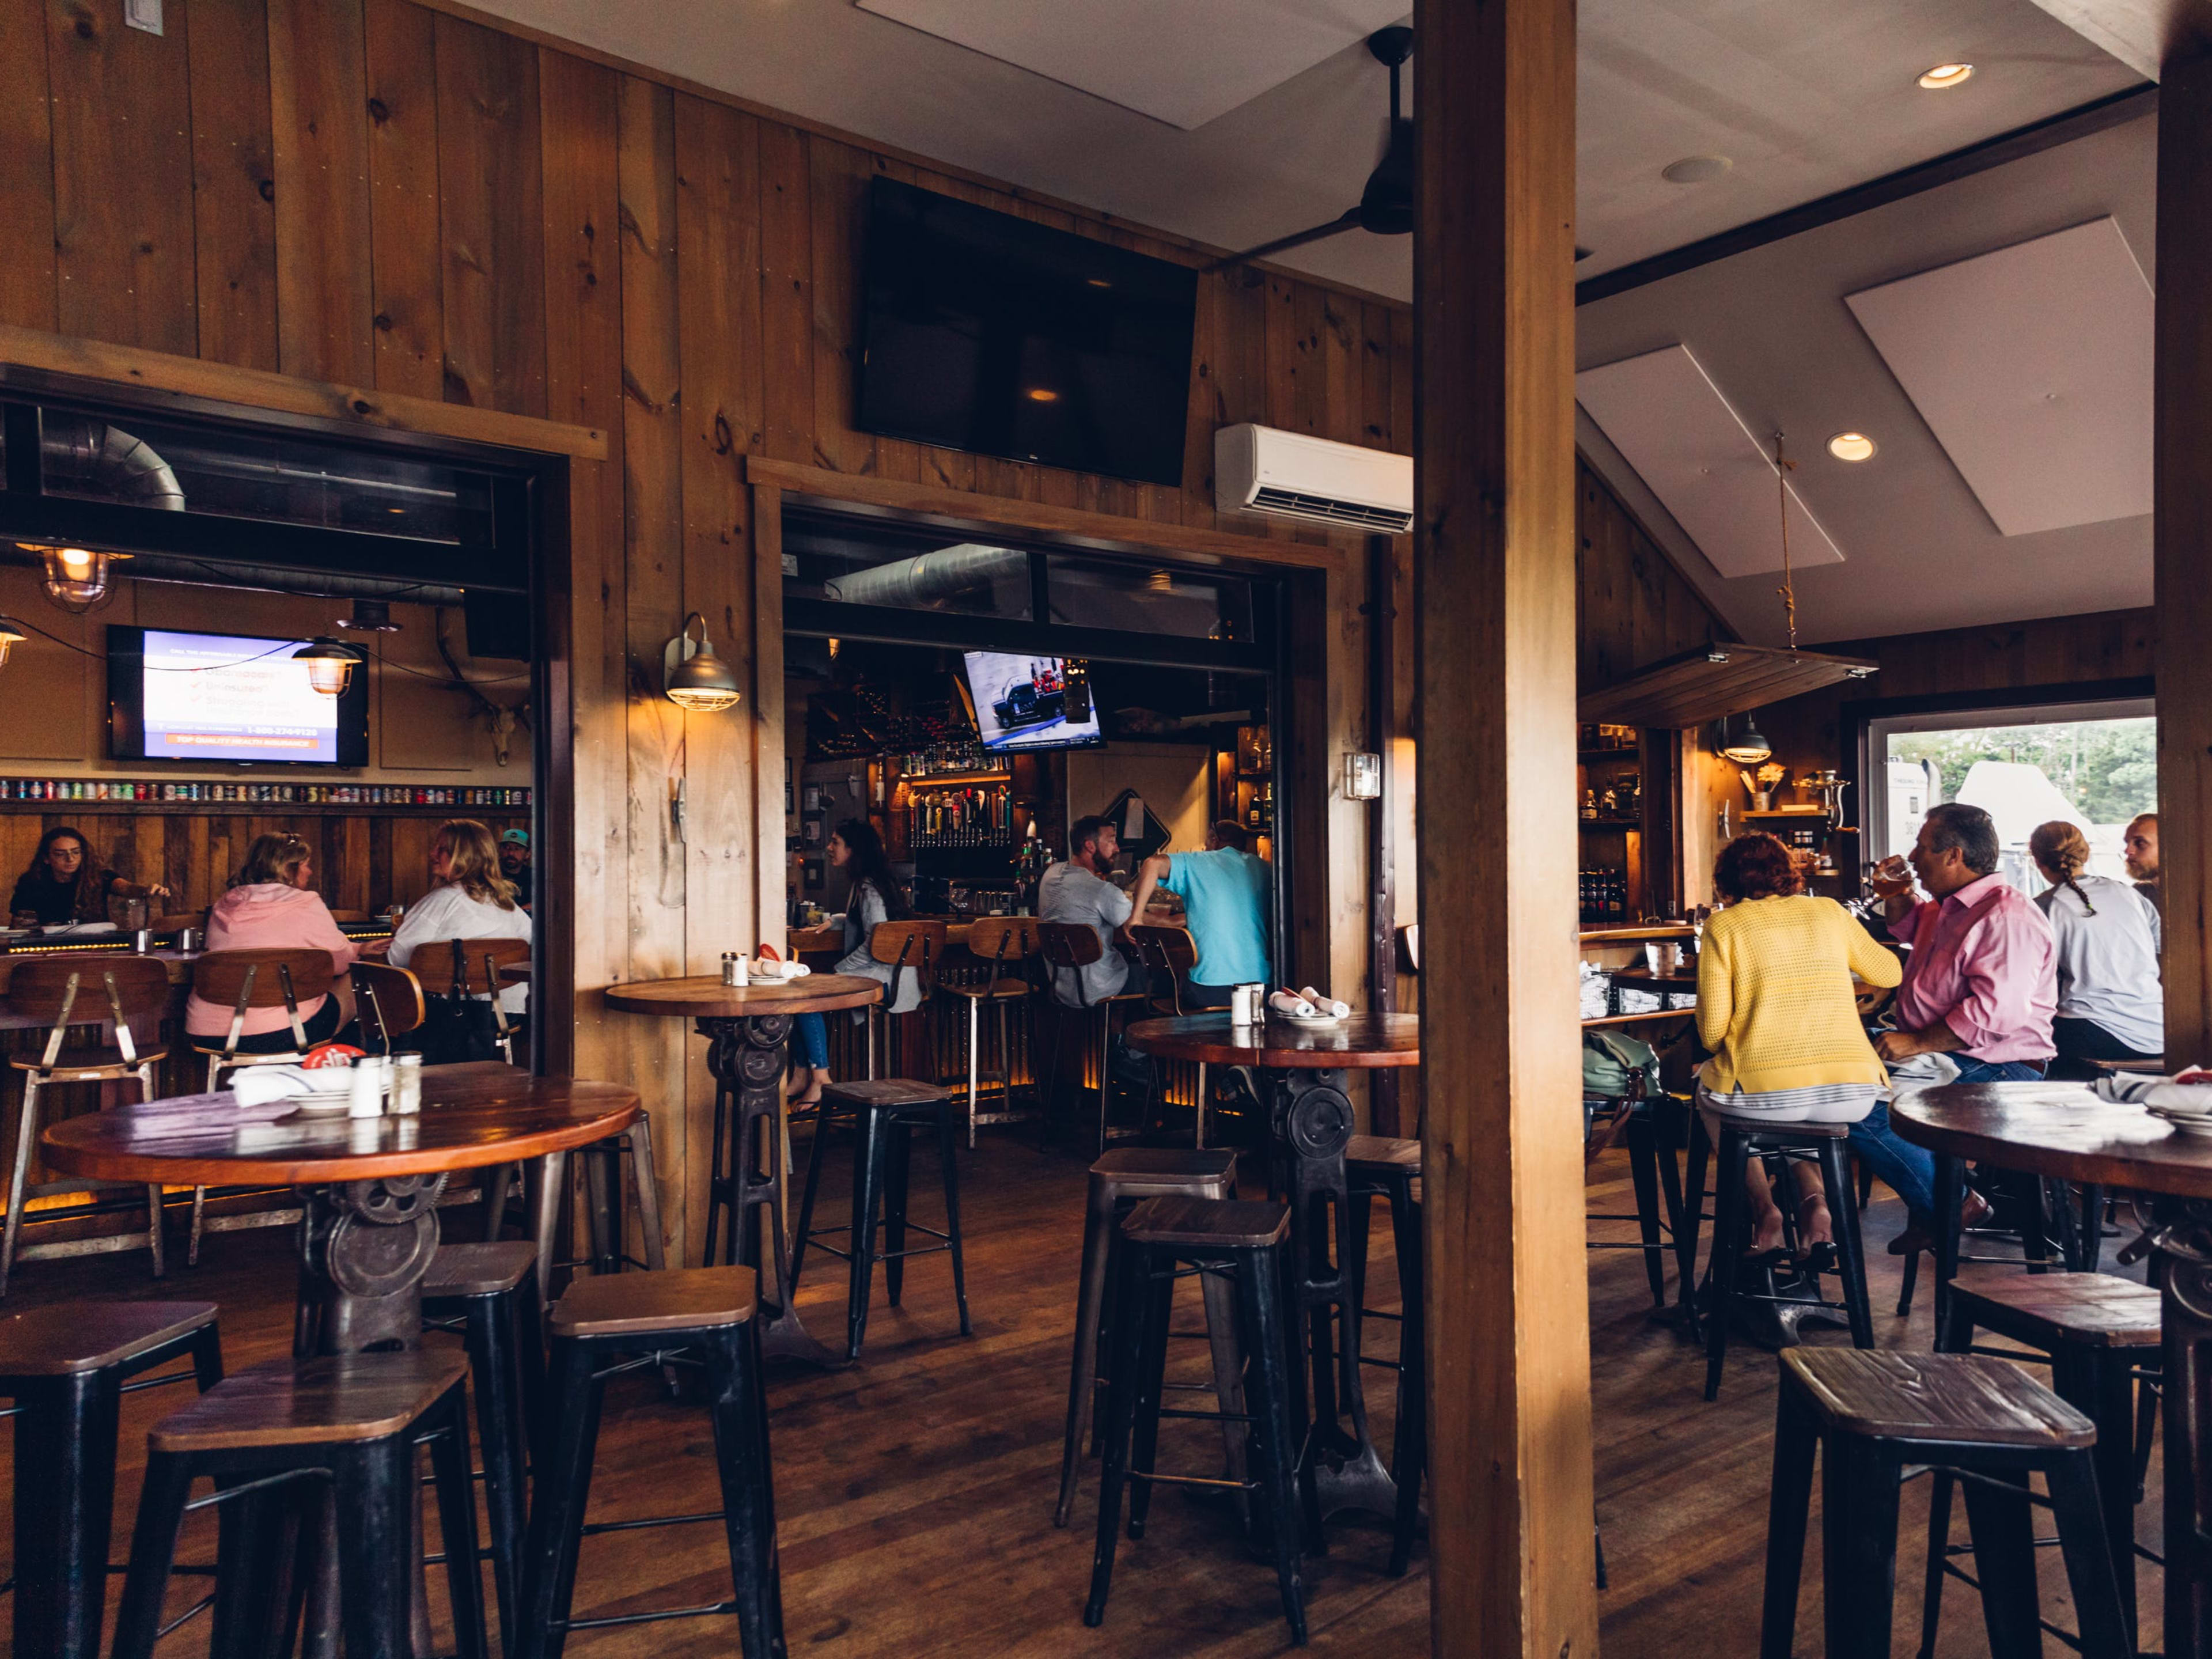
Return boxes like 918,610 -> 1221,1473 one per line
1202,208 -> 1365,273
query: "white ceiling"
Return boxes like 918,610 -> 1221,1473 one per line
463,0 -> 2138,300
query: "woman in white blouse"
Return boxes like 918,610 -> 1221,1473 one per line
385,819 -> 533,1025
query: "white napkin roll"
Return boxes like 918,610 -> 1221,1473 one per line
786,962 -> 811,978
2145,1081 -> 2212,1113
1269,989 -> 1317,1018
230,1066 -> 322,1106
1298,986 -> 1351,1018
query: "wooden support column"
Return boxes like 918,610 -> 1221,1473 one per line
2160,50 -> 2212,1075
1414,0 -> 1597,1653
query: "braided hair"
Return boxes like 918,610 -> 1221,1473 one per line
2028,821 -> 2096,915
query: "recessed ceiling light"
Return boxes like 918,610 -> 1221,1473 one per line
1918,62 -> 1974,89
1827,431 -> 1877,462
1025,388 -> 1060,403
1661,155 -> 1732,185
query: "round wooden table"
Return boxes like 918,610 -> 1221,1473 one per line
1126,1011 -> 1419,1526
605,974 -> 883,1368
42,1061 -> 638,1355
1892,1080 -> 2212,1656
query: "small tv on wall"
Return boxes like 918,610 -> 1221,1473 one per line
858,178 -> 1199,488
108,626 -> 370,766
964,653 -> 1103,753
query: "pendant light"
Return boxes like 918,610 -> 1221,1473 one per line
662,612 -> 743,713
1718,713 -> 1772,764
291,637 -> 366,696
21,543 -> 128,613
0,614 -> 25,669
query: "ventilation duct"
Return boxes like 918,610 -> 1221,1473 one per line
38,416 -> 186,511
820,543 -> 1029,608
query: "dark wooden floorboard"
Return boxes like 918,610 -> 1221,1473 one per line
0,1133 -> 2159,1655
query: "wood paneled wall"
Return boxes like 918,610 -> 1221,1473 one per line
0,0 -> 1410,1260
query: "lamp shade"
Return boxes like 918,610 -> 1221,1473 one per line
662,613 -> 743,713
291,637 -> 365,696
0,613 -> 25,669
1718,713 -> 1773,764
32,544 -> 126,613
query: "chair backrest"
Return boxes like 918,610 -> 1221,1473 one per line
1128,925 -> 1194,975
191,948 -> 335,1009
352,961 -> 426,1050
325,908 -> 373,925
868,920 -> 946,1002
151,911 -> 207,935
965,916 -> 1040,967
6,953 -> 176,1071
414,937 -> 531,999
1036,921 -> 1103,971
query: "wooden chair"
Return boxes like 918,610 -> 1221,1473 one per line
861,920 -> 946,1081
940,916 -> 1041,1147
1127,925 -> 1214,1145
1,955 -> 174,1296
1036,921 -> 1149,1154
411,937 -> 532,1065
351,960 -> 425,1054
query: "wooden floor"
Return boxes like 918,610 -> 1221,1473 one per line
0,1131 -> 2162,1656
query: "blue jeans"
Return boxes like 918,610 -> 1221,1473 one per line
793,1012 -> 828,1070
1849,1055 -> 2047,1220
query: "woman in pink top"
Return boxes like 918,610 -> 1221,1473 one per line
185,834 -> 358,1051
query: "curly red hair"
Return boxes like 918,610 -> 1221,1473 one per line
1713,831 -> 1805,903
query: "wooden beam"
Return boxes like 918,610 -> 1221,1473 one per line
743,455 -> 1347,572
1414,0 -> 1597,1652
0,321 -> 607,458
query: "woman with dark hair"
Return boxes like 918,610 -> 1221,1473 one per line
2029,819 -> 2162,1075
1696,831 -> 1902,1256
8,824 -> 169,927
788,819 -> 914,1107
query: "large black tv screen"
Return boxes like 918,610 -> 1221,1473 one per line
858,179 -> 1198,488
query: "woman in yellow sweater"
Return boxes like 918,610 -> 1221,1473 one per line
1697,832 -> 1903,1255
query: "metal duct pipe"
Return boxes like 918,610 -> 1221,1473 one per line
113,557 -> 469,605
821,543 -> 1028,608
39,416 -> 185,510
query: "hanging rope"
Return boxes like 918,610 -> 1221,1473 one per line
1774,431 -> 1799,651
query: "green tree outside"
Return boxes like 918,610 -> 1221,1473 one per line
1890,718 -> 2157,825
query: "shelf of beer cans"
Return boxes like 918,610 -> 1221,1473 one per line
0,777 -> 532,808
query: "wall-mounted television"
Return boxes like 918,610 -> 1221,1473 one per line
108,626 -> 369,767
858,178 -> 1199,488
965,653 -> 1103,752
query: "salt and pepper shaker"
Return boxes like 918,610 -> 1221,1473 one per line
391,1053 -> 423,1115
347,1055 -> 386,1119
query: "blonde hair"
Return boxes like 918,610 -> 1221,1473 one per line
434,819 -> 519,910
233,832 -> 312,889
2029,820 -> 2095,914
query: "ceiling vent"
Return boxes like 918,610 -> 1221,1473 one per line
1214,423 -> 1413,534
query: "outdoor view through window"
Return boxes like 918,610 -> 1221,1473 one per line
1877,709 -> 2156,894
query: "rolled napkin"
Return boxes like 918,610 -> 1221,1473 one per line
2093,1073 -> 2212,1109
1269,988 -> 1317,1018
1297,986 -> 1351,1018
229,1066 -> 324,1106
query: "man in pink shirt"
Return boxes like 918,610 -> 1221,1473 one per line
1856,802 -> 2056,1252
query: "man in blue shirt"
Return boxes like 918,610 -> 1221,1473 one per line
1126,820 -> 1271,1007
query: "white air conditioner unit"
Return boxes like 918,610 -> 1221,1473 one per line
1214,423 -> 1414,533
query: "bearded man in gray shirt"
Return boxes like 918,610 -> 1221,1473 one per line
1038,815 -> 1134,1006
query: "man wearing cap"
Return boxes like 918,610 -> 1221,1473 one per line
498,829 -> 532,909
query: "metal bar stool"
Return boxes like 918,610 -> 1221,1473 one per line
0,1301 -> 222,1659
1036,920 -> 1149,1154
940,915 -> 1043,1146
1,955 -> 173,1294
1343,1134 -> 1426,1575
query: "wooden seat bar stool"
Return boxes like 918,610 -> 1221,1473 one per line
1037,920 -> 1150,1153
113,1351 -> 488,1659
1760,1347 -> 2130,1659
0,1301 -> 222,1659
790,1078 -> 972,1361
1920,1268 -> 2162,1657
1,956 -> 173,1295
352,960 -> 426,1056
1127,925 -> 1215,1146
514,1266 -> 783,1659
1085,1196 -> 1312,1646
414,937 -> 533,1066
1055,1147 -> 1241,1528
421,1240 -> 548,1650
859,919 -> 945,1081
942,915 -> 1042,1146
1344,1134 -> 1426,1575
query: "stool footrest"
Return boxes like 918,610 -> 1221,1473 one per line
562,1599 -> 742,1633
1126,1468 -> 1260,1493
580,1508 -> 725,1537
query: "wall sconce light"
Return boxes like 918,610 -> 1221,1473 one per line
22,543 -> 128,613
662,612 -> 743,713
291,637 -> 366,696
1343,751 -> 1382,800
0,613 -> 25,669
1717,712 -> 1772,764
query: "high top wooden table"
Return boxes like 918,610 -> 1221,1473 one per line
605,974 -> 882,1368
1124,1012 -> 1420,1526
1891,1079 -> 2212,1657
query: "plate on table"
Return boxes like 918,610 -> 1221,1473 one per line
1273,1009 -> 1348,1025
2147,1103 -> 2212,1136
279,1089 -> 356,1118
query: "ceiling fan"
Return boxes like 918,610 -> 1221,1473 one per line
1206,25 -> 1412,273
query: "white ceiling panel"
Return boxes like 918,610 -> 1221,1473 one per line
1576,346 -> 1843,579
855,0 -> 1410,130
1844,217 -> 2152,537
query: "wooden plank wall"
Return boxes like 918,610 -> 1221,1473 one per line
0,0 -> 1410,1262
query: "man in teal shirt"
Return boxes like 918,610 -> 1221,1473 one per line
1127,820 -> 1271,1007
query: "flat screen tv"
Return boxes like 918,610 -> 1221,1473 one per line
108,626 -> 369,766
858,178 -> 1199,487
964,653 -> 1103,752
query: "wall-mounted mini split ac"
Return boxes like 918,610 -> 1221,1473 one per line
1214,423 -> 1413,534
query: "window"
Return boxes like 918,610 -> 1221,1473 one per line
1866,698 -> 2156,895
783,516 -> 1031,620
1045,555 -> 1251,641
